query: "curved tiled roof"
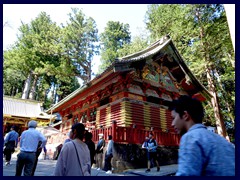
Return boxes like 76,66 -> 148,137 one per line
118,35 -> 171,62
3,96 -> 52,119
47,35 -> 211,113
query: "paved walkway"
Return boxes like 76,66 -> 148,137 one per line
3,153 -> 177,176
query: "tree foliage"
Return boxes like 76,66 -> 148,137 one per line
145,4 -> 235,139
118,32 -> 150,57
99,21 -> 131,72
61,8 -> 99,84
3,9 -> 99,108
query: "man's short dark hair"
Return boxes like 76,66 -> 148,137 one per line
169,95 -> 205,123
85,131 -> 93,140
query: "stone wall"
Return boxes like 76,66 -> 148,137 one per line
103,143 -> 179,173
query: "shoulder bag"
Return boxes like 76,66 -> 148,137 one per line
72,141 -> 85,176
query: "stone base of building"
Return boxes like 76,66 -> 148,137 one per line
110,144 -> 178,173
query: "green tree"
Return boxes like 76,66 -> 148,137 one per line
118,32 -> 150,57
13,12 -> 63,100
99,21 -> 131,72
3,47 -> 25,97
61,8 -> 99,85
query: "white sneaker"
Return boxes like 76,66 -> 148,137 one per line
5,162 -> 10,166
97,168 -> 101,170
106,170 -> 112,174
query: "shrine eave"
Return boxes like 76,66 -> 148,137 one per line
47,69 -> 115,113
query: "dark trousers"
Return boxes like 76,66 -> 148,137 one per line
31,149 -> 42,176
4,149 -> 12,162
4,141 -> 15,162
104,154 -> 113,171
15,152 -> 36,176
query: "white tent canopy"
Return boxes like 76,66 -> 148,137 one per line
36,126 -> 62,137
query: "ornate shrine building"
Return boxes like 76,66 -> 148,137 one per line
48,35 -> 211,170
3,96 -> 54,135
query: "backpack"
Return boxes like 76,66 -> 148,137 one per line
148,139 -> 157,146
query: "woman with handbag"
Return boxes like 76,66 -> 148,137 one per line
54,123 -> 91,176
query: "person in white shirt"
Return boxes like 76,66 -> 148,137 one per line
15,120 -> 47,176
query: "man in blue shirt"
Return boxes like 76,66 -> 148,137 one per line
4,126 -> 19,166
15,120 -> 47,176
170,95 -> 235,176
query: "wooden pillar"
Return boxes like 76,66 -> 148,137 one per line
87,109 -> 90,123
132,124 -> 137,144
3,124 -> 6,134
112,120 -> 116,142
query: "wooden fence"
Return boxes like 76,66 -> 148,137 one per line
90,121 -> 180,146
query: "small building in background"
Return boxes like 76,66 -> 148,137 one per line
3,96 -> 55,136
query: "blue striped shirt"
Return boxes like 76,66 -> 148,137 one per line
176,124 -> 235,176
20,128 -> 47,152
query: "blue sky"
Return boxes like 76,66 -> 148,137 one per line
3,4 -> 150,75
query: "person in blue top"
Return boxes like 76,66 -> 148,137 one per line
4,126 -> 19,166
170,95 -> 235,176
145,132 -> 160,172
104,135 -> 114,174
15,120 -> 47,176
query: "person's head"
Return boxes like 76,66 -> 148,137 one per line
145,136 -> 149,141
67,130 -> 73,140
149,132 -> 154,139
71,123 -> 85,141
28,120 -> 38,128
170,95 -> 205,135
98,134 -> 104,139
108,135 -> 112,140
11,126 -> 15,131
85,131 -> 93,141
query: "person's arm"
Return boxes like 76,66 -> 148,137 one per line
110,140 -> 114,154
38,132 -> 47,148
15,132 -> 19,147
54,145 -> 67,176
176,135 -> 204,176
4,132 -> 10,144
100,140 -> 105,151
152,140 -> 158,151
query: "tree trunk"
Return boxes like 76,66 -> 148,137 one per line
29,74 -> 38,100
21,71 -> 33,99
214,69 -> 235,124
10,86 -> 14,96
53,84 -> 57,104
206,66 -> 227,137
88,60 -> 92,82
